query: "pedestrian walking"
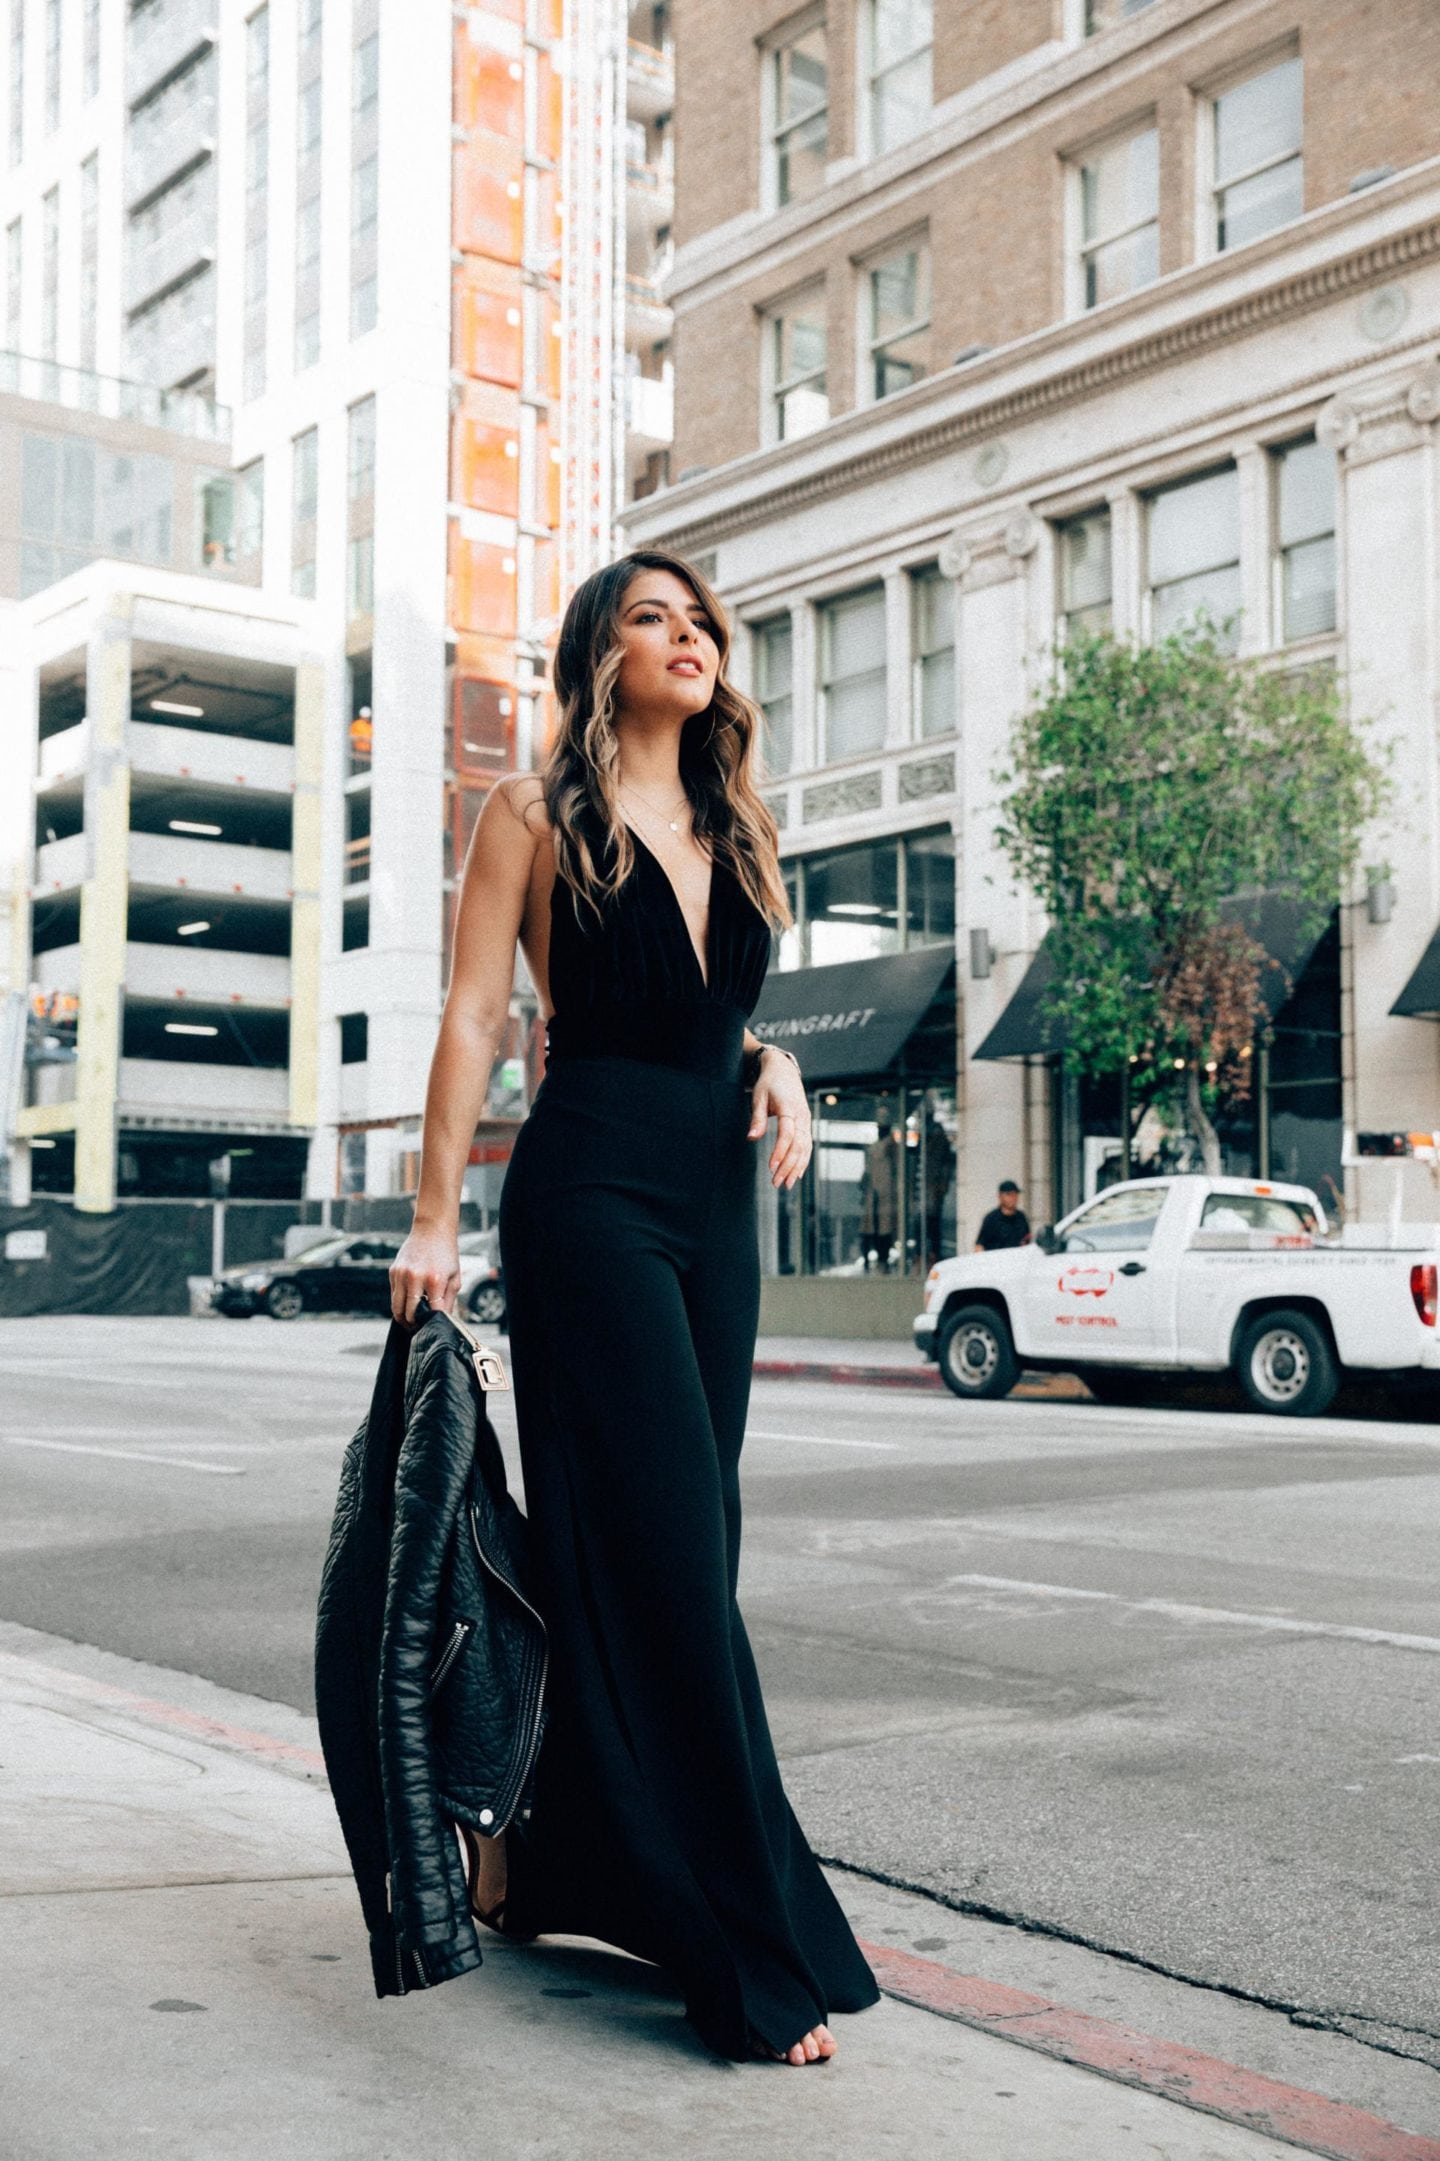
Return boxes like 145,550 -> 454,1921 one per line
384,549 -> 879,2066
859,1102 -> 900,1270
974,1178 -> 1031,1251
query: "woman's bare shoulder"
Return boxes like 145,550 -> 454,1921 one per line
484,771 -> 553,849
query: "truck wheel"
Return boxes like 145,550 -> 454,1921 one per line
937,1305 -> 1019,1401
1237,1310 -> 1338,1417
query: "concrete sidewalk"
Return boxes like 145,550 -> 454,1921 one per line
3,1625 -> 1433,2161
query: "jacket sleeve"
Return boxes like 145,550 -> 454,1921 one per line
377,1341 -> 483,1976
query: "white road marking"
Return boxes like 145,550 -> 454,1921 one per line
1,1437 -> 245,1477
747,1428 -> 899,1452
941,1572 -> 1440,1655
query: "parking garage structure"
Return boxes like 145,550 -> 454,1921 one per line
17,563 -> 318,1208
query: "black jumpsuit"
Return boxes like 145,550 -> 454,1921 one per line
497,819 -> 880,2060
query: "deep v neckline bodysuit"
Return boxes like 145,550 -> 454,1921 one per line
544,809 -> 772,1081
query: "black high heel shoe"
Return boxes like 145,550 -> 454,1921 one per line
458,1822 -> 537,1942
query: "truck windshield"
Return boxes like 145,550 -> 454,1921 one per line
1059,1184 -> 1170,1252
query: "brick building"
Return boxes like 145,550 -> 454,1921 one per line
623,0 -> 1440,1334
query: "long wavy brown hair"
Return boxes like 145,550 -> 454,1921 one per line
541,549 -> 793,931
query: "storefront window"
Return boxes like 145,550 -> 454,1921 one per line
903,827 -> 954,946
765,1082 -> 957,1277
1052,915 -> 1342,1219
805,839 -> 900,965
778,828 -> 954,968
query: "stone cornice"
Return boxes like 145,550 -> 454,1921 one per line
626,207 -> 1440,558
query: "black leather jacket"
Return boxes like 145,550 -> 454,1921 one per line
315,1305 -> 548,1998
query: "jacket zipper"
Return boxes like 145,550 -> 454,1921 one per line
469,1506 -> 548,1826
429,1617 -> 474,1694
386,1870 -> 431,1991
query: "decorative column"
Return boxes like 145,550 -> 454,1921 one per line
943,509 -> 1041,1248
1319,364 -> 1440,1221
73,601 -> 133,1213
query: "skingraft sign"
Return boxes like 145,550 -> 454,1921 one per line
754,1005 -> 879,1043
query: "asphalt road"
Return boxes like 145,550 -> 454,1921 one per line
3,1313 -> 1437,2098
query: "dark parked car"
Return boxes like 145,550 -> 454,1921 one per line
208,1233 -> 403,1319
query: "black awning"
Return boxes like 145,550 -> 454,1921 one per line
973,895 -> 1333,1062
751,944 -> 955,1083
1391,927 -> 1440,1019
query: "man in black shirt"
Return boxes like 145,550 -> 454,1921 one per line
975,1180 -> 1031,1252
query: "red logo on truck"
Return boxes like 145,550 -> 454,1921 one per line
1058,1265 -> 1114,1298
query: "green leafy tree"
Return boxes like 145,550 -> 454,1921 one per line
997,620 -> 1387,1174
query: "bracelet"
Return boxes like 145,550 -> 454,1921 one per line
745,1042 -> 802,1087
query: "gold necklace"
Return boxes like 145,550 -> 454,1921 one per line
620,780 -> 690,834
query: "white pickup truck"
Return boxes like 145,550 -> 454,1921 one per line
914,1174 -> 1440,1416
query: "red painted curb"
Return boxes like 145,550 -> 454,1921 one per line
751,1358 -> 1088,1400
752,1358 -> 944,1391
861,1941 -> 1440,2161
0,1651 -> 328,1776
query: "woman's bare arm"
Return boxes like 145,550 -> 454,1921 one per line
390,776 -> 543,1324
741,1026 -> 813,1191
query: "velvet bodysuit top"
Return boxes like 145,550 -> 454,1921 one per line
545,818 -> 772,1079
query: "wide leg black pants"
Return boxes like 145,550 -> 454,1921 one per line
497,1052 -> 879,2059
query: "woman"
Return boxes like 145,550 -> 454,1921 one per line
389,550 -> 880,2066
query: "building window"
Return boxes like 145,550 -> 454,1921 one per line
43,0 -> 60,132
235,458 -> 263,577
904,827 -> 955,948
78,154 -> 97,372
19,432 -> 173,596
1085,0 -> 1159,28
1212,55 -> 1302,253
294,5 -> 322,373
346,395 -> 375,618
1076,125 -> 1158,309
353,30 -> 378,123
1273,436 -> 1336,643
1058,506 -> 1113,634
1146,466 -> 1240,646
350,153 -> 378,338
197,472 -> 236,569
869,0 -> 931,155
291,426 -> 318,598
243,4 -> 268,402
819,584 -> 887,762
83,0 -> 100,99
125,263 -> 215,387
770,20 -> 827,208
339,1012 -> 368,1064
39,186 -> 58,360
764,285 -> 828,443
347,533 -> 374,618
753,614 -> 794,776
347,394 -> 376,504
863,237 -> 928,400
350,20 -> 378,338
5,216 -> 20,351
7,0 -> 23,166
803,839 -> 900,966
911,564 -> 954,739
789,828 -> 953,968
